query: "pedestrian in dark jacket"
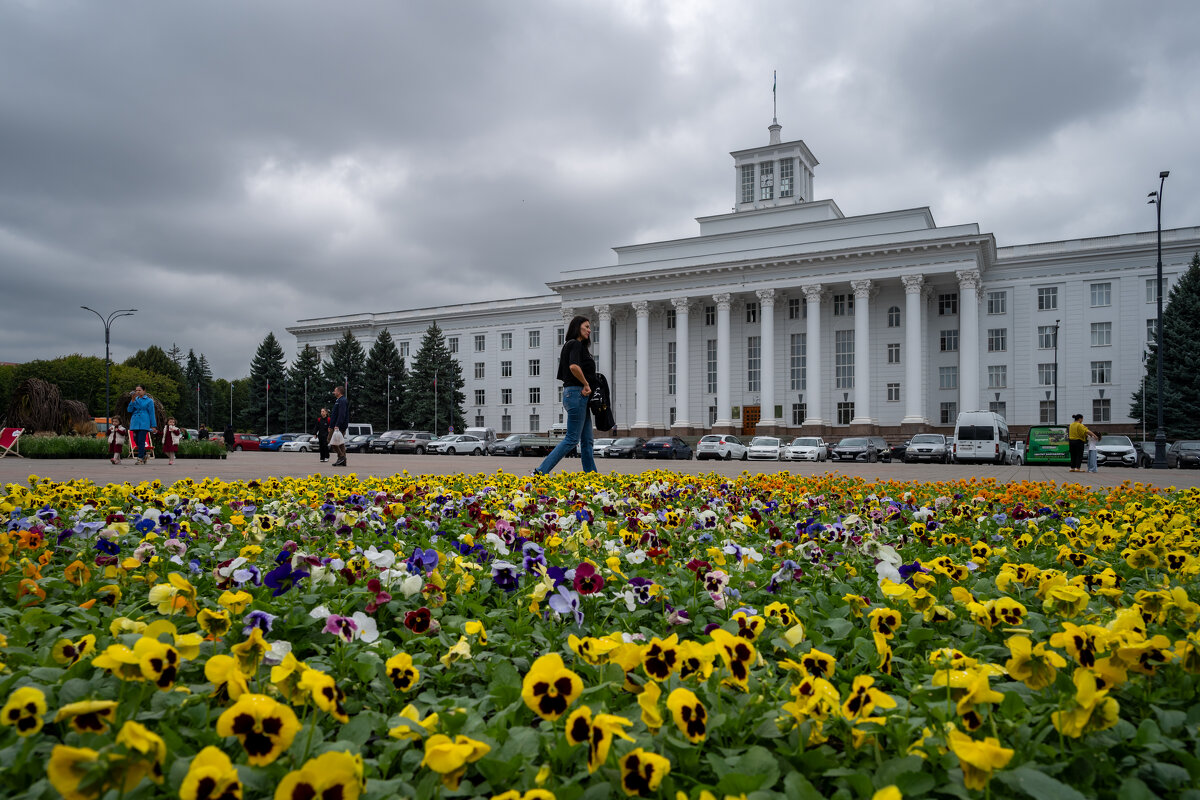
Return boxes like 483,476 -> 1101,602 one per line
223,424 -> 235,452
330,386 -> 349,466
314,408 -> 331,463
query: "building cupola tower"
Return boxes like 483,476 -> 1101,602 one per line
731,117 -> 818,212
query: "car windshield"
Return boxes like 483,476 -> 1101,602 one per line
751,437 -> 780,446
647,437 -> 672,443
791,438 -> 818,446
700,435 -> 722,443
1179,442 -> 1200,451
503,434 -> 525,442
911,434 -> 943,444
838,438 -> 866,446
614,438 -> 639,446
1098,436 -> 1133,447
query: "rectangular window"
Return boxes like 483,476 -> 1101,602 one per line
1091,361 -> 1112,384
779,158 -> 795,198
591,325 -> 599,345
709,405 -> 718,426
759,160 -> 774,201
747,336 -> 761,392
989,401 -> 1007,418
1090,282 -> 1111,307
1037,325 -> 1058,350
528,330 -> 540,349
556,327 -> 565,347
557,386 -> 563,403
1147,277 -> 1165,303
474,414 -> 484,428
501,413 -> 512,433
529,387 -> 540,404
833,294 -> 853,316
1093,398 -> 1112,422
500,388 -> 512,405
447,337 -> 458,354
837,402 -> 854,425
1091,322 -> 1112,347
474,362 -> 485,380
938,293 -> 958,315
940,402 -> 958,425
1147,318 -> 1156,341
987,328 -> 1007,352
474,389 -> 485,405
987,365 -> 1007,389
788,297 -> 802,319
1039,400 -> 1057,424
887,383 -> 900,402
887,343 -> 901,364
704,305 -> 715,326
1038,363 -> 1056,386
667,341 -> 676,396
528,359 -> 540,377
529,414 -> 540,432
501,360 -> 512,378
939,366 -> 958,390
500,332 -> 512,351
666,309 -> 676,330
887,306 -> 901,327
835,329 -> 854,389
987,291 -> 1007,315
791,403 -> 806,426
790,333 -> 806,390
706,339 -> 717,394
474,334 -> 486,352
399,341 -> 410,358
745,302 -> 759,324
940,329 -> 959,352
669,407 -> 676,425
1038,287 -> 1058,311
740,164 -> 754,204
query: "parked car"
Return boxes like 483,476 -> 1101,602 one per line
830,437 -> 879,462
889,440 -> 910,461
1133,440 -> 1165,468
1006,441 -> 1025,465
747,436 -> 783,460
259,433 -> 303,452
593,438 -> 616,457
638,436 -> 693,460
868,436 -> 893,463
345,434 -> 380,453
1095,435 -> 1138,468
952,410 -> 1009,465
392,432 -> 435,454
370,430 -> 411,453
434,434 -> 486,455
696,434 -> 749,461
904,433 -> 949,464
281,434 -> 317,452
781,436 -> 827,462
608,437 -> 646,458
345,423 -> 374,437
227,433 -> 261,451
1167,441 -> 1200,468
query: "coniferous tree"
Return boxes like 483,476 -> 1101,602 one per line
167,343 -> 184,371
406,322 -> 465,435
322,331 -> 367,419
198,354 -> 214,427
184,350 -> 204,429
245,332 -> 288,434
1131,252 -> 1200,440
286,345 -> 324,431
363,330 -> 407,431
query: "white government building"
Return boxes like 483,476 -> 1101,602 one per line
289,119 -> 1199,439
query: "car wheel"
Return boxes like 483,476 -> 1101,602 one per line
447,447 -> 456,455
416,446 -> 425,455
235,445 -> 243,451
473,447 -> 482,456
723,451 -> 732,461
300,446 -> 309,452
741,451 -> 748,461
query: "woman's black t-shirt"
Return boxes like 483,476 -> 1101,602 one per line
557,339 -> 596,388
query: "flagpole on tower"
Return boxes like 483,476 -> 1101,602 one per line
772,70 -> 777,121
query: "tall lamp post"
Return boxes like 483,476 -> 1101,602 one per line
387,374 -> 391,431
1148,170 -> 1170,468
81,306 -> 136,420
1052,319 -> 1060,426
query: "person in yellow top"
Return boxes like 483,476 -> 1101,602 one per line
1067,413 -> 1092,472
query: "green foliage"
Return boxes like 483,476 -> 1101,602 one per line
285,345 -> 325,433
14,435 -> 225,458
244,332 -> 288,434
183,349 -> 217,429
322,331 -> 368,416
406,321 -> 465,435
123,345 -> 184,386
363,330 -> 407,431
1131,252 -> 1200,438
110,364 -> 180,417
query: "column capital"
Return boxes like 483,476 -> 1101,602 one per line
801,283 -> 824,303
561,306 -> 575,323
956,269 -> 982,290
712,292 -> 732,310
670,296 -> 691,312
901,274 -> 925,294
755,287 -> 777,305
850,278 -> 873,299
594,304 -> 611,320
631,300 -> 650,317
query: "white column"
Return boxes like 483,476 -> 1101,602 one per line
902,275 -> 926,424
957,269 -> 981,412
671,297 -> 690,428
850,279 -> 874,425
594,304 -> 611,379
713,293 -> 732,429
802,284 -> 824,427
757,288 -> 777,428
632,300 -> 650,431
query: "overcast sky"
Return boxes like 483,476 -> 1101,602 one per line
3,0 -> 1198,378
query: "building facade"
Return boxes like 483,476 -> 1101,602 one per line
288,121 -> 1199,439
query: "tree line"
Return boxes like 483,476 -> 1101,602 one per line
0,322 -> 467,436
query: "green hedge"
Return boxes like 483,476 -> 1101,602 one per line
13,436 -> 227,459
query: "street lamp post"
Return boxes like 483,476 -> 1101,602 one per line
1052,319 -> 1060,426
387,374 -> 391,431
1148,170 -> 1170,468
80,306 -> 136,420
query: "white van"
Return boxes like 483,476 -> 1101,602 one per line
952,411 -> 1009,464
345,423 -> 374,437
463,426 -> 497,446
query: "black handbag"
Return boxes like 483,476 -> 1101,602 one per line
589,373 -> 616,431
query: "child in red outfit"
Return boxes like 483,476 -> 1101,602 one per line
108,417 -> 127,464
162,418 -> 181,465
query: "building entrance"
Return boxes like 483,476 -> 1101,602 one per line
742,405 -> 760,437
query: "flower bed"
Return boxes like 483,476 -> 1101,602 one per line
14,436 -> 226,459
1,471 -> 1197,800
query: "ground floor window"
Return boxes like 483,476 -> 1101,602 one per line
836,402 -> 854,425
887,383 -> 900,402
474,414 -> 484,427
529,414 -> 540,432
1093,398 -> 1111,422
988,401 -> 1007,419
792,403 -> 806,426
1039,401 -> 1056,424
669,407 -> 676,425
501,414 -> 511,433
940,402 -> 957,425
708,406 -> 718,425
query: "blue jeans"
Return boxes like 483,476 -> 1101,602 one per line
132,429 -> 149,460
535,387 -> 597,475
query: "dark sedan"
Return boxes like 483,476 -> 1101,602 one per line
346,434 -> 380,453
830,437 -> 880,462
370,430 -> 412,453
607,437 -> 646,458
1167,441 -> 1200,468
638,436 -> 693,460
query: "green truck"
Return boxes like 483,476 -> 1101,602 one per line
1025,425 -> 1070,465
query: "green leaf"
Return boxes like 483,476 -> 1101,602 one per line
1116,777 -> 1157,800
338,710 -> 384,747
997,766 -> 1090,800
578,780 -> 614,800
823,618 -> 854,640
1134,719 -> 1161,746
781,770 -> 825,800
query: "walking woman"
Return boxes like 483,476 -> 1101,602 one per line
534,315 -> 598,476
314,407 -> 331,463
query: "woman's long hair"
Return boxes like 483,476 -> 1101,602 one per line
565,315 -> 591,349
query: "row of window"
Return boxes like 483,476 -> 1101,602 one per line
468,328 -> 568,354
472,360 -> 543,379
740,159 -> 798,204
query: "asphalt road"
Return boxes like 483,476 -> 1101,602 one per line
3,451 -> 1198,489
